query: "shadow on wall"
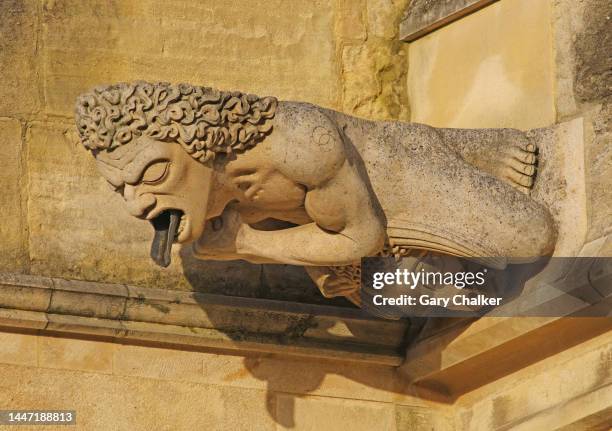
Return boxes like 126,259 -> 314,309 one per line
178,245 -> 600,425
178,245 -> 457,426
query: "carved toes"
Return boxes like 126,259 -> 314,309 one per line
524,141 -> 537,153
505,167 -> 534,188
510,183 -> 533,195
523,164 -> 536,176
507,158 -> 536,175
509,146 -> 537,165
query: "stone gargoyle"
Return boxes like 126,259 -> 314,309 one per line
75,81 -> 558,308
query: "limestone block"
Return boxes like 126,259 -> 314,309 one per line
342,43 -> 409,120
235,355 -> 422,404
458,330 -> 612,430
0,0 -> 41,116
113,344 -> 204,382
38,337 -> 115,373
366,0 -> 408,40
50,278 -> 127,319
400,0 -> 497,42
395,405 -> 453,431
26,121 -> 173,285
41,0 -> 338,117
0,362 -> 275,430
408,0 -> 555,129
45,313 -> 126,338
551,0 -> 611,244
336,0 -> 367,41
199,353 -> 268,390
574,0 -> 612,103
0,274 -> 52,311
0,119 -> 26,272
0,332 -> 38,367
0,308 -> 48,330
275,394 -> 396,430
586,101 -> 612,242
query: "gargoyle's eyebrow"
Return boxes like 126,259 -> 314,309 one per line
96,139 -> 149,169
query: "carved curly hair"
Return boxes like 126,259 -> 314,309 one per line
75,81 -> 277,163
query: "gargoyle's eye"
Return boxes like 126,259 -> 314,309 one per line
141,161 -> 169,184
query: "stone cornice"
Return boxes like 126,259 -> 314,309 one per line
400,0 -> 499,42
0,273 -> 409,366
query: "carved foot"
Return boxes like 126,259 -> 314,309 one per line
463,131 -> 539,195
498,138 -> 538,194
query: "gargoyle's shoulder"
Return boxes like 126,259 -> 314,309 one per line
274,100 -> 340,126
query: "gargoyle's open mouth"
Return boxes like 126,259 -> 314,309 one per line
149,209 -> 183,268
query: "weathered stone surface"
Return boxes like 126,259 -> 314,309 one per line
336,0 -> 367,41
0,331 -> 37,367
457,329 -> 612,430
342,43 -> 410,120
38,337 -> 116,373
367,0 -> 409,40
0,362 -> 276,430
0,0 -> 41,116
338,0 -> 411,121
587,99 -> 612,242
408,0 -> 555,129
113,344 -> 204,382
0,1 -> 607,428
0,273 -> 408,365
41,0 -> 339,117
24,121 -> 326,300
395,405 -> 452,430
574,0 -> 612,103
26,121 -> 178,286
275,394 -> 396,430
552,0 -> 612,243
0,119 -> 27,273
400,0 -> 497,42
0,308 -> 48,329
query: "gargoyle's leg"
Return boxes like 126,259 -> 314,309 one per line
386,138 -> 557,264
437,128 -> 538,194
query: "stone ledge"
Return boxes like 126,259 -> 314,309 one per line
0,273 -> 408,366
400,0 -> 498,42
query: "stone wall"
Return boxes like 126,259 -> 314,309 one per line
0,0 -> 410,299
551,0 -> 612,242
0,330 -> 453,430
405,0 -> 611,247
406,0 -> 556,129
0,1 -> 610,430
0,321 -> 608,430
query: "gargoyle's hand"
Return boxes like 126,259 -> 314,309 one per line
305,266 -> 360,298
193,206 -> 247,259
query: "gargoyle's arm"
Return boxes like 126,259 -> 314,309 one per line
236,161 -> 386,266
237,223 -> 377,266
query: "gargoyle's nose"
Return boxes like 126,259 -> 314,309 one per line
123,185 -> 156,218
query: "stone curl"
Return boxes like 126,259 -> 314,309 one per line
75,81 -> 277,163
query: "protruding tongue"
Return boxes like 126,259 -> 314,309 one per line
150,210 -> 182,267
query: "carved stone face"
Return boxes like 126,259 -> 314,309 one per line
94,136 -> 213,266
